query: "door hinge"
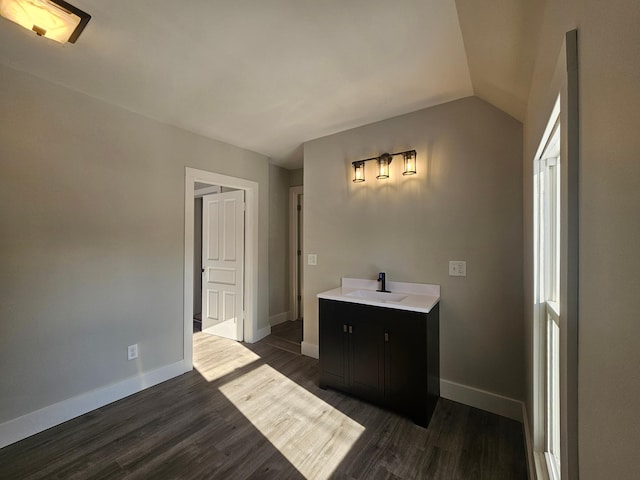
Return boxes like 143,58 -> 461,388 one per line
297,205 -> 301,211
384,332 -> 389,342
297,295 -> 301,301
297,250 -> 301,256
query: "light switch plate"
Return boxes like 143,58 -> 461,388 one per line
308,254 -> 317,266
449,261 -> 467,277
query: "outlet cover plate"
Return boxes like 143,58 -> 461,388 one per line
127,344 -> 138,360
449,261 -> 467,277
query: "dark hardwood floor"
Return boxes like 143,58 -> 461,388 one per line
0,331 -> 527,479
271,319 -> 303,344
261,319 -> 303,355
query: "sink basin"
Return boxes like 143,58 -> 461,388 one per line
345,290 -> 407,302
318,278 -> 440,313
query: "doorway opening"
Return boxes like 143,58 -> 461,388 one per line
193,184 -> 244,338
289,186 -> 304,322
183,167 -> 260,371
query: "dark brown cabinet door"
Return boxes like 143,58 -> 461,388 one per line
349,315 -> 384,402
384,310 -> 428,425
319,301 -> 348,389
319,300 -> 384,400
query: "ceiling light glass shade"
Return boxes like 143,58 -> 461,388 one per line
353,161 -> 365,183
376,154 -> 391,179
402,150 -> 417,175
0,0 -> 91,43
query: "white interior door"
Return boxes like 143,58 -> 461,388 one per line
201,190 -> 245,340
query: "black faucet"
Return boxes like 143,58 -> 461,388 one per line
377,272 -> 391,293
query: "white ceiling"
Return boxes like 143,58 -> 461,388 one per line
0,0 -> 542,169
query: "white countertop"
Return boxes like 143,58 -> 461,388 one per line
317,278 -> 440,313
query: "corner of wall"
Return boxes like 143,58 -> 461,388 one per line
520,403 -> 537,480
301,341 -> 319,359
440,379 -> 524,422
269,312 -> 290,326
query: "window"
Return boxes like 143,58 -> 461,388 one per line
534,97 -> 561,479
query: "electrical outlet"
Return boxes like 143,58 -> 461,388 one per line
449,261 -> 467,277
127,344 -> 138,360
308,254 -> 317,266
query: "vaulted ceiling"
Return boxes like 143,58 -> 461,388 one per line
0,0 -> 543,169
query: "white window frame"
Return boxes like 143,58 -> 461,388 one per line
533,97 -> 562,480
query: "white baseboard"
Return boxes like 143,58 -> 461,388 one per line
0,360 -> 187,449
250,325 -> 271,343
440,379 -> 524,422
301,341 -> 319,359
269,312 -> 290,326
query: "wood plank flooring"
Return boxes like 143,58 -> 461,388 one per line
261,320 -> 303,355
0,331 -> 527,479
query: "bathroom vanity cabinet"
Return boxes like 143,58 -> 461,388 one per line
319,298 -> 440,428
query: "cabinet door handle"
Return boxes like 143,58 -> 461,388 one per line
348,325 -> 353,334
343,324 -> 347,333
384,332 -> 389,342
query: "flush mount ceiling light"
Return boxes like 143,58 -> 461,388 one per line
351,150 -> 417,183
0,0 -> 91,44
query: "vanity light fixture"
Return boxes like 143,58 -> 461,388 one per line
0,0 -> 91,44
376,153 -> 391,179
402,150 -> 417,175
351,149 -> 417,183
353,161 -> 365,183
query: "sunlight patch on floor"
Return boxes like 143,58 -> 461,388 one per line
219,363 -> 365,479
193,331 -> 260,382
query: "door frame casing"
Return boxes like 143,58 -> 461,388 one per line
289,186 -> 303,321
184,167 -> 259,370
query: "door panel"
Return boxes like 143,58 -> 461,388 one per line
207,267 -> 235,285
222,198 -> 238,261
201,190 -> 245,340
207,290 -> 219,321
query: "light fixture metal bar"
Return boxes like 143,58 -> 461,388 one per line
351,149 -> 417,167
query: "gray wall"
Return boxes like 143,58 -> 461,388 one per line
0,64 -> 270,424
524,0 -> 640,477
303,96 -> 524,400
289,168 -> 303,187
